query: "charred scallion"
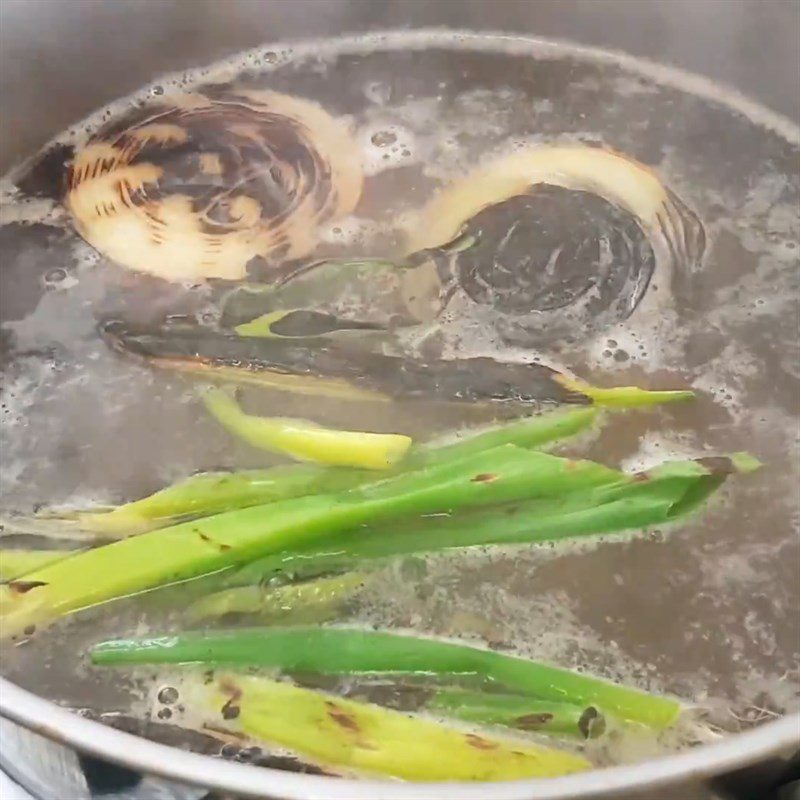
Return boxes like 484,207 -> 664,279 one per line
101,319 -> 692,409
93,626 -> 681,729
0,445 -> 621,636
427,688 -> 606,739
50,466 -> 372,537
206,673 -> 590,779
185,572 -> 368,624
224,453 -> 759,587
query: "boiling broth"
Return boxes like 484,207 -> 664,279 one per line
0,31 -> 798,775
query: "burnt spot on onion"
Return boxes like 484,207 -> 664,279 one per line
514,712 -> 555,730
325,700 -> 361,733
696,456 -> 738,474
7,580 -> 48,594
221,699 -> 241,720
433,185 -> 656,346
13,143 -> 75,200
219,679 -> 243,720
577,706 -> 605,739
464,733 -> 499,750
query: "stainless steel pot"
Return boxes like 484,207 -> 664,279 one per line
1,2 -> 798,798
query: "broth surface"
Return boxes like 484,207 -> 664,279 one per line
0,31 -> 798,773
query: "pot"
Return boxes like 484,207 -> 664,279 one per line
0,3 -> 798,799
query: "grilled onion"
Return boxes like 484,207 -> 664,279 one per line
65,90 -> 362,282
403,146 -> 705,345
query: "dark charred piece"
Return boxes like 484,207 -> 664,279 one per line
100,319 -> 590,406
430,186 -> 657,346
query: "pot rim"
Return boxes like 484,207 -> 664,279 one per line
2,26 -> 799,800
2,677 -> 799,799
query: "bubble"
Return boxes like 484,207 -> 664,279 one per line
319,215 -> 384,248
157,685 -> 179,705
241,746 -> 262,761
220,743 -> 239,758
358,122 -> 418,176
370,130 -> 397,148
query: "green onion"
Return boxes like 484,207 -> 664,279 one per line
13,407 -> 598,539
202,388 -> 412,470
0,445 -> 621,636
224,454 -> 757,587
65,466 -> 372,536
554,376 -> 694,407
104,319 -> 693,408
427,688 -> 606,739
235,309 -> 316,338
0,549 -> 77,580
410,407 -> 598,467
205,673 -> 590,779
221,259 -> 403,333
234,309 -> 390,341
92,626 -> 681,729
185,572 -> 368,624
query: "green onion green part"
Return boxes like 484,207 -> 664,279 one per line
1,447 -> 756,638
23,407 -> 598,538
427,688 -> 606,739
0,445 -> 618,635
92,626 -> 681,729
555,376 -> 695,407
185,572 -> 368,624
225,453 -> 757,587
66,467 -> 372,536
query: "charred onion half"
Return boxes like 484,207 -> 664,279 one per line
402,146 -> 706,345
65,89 -> 363,282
